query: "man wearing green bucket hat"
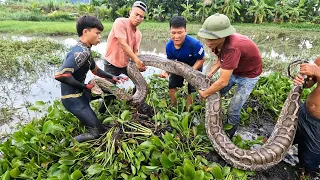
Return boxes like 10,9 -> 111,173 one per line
198,13 -> 262,137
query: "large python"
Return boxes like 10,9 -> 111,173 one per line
94,54 -> 303,171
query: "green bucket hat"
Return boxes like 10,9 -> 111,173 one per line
198,13 -> 236,39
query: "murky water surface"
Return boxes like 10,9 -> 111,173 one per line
0,33 -> 318,138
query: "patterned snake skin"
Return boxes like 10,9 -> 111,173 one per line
95,54 -> 303,171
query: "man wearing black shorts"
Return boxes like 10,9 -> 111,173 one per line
293,56 -> 320,178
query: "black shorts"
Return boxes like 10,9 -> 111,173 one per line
294,103 -> 320,174
168,73 -> 196,94
104,60 -> 128,76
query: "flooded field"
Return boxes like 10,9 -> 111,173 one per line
1,30 -> 320,179
0,32 -> 319,130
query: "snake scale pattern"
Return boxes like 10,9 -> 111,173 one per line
95,54 -> 303,171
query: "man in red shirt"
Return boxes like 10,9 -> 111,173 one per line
197,13 -> 262,137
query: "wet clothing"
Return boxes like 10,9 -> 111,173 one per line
166,35 -> 205,92
61,91 -> 106,132
105,18 -> 142,68
215,33 -> 262,78
294,103 -> 320,174
55,41 -> 114,132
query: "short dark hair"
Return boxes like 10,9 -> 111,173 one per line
170,16 -> 186,29
76,15 -> 104,37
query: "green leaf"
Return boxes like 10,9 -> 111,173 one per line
70,169 -> 83,180
59,173 -> 70,180
183,162 -> 196,179
192,105 -> 202,112
43,120 -> 54,134
52,124 -> 65,132
144,166 -> 158,170
48,163 -> 61,177
150,174 -> 159,180
231,168 -> 245,178
58,159 -> 75,166
162,132 -> 174,145
29,106 -> 40,111
121,110 -> 130,121
149,136 -> 163,146
158,100 -> 167,108
48,107 -> 61,119
132,177 -> 143,180
120,173 -> 129,180
212,164 -> 223,179
160,152 -> 173,169
10,167 -> 20,178
195,170 -> 204,180
1,171 -> 10,180
221,166 -> 231,177
102,117 -> 114,124
181,113 -> 190,131
87,164 -> 103,175
35,101 -> 46,106
159,173 -> 169,180
247,107 -> 253,113
223,124 -> 233,131
131,164 -> 136,175
168,152 -> 177,162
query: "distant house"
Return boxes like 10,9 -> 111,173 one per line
70,0 -> 91,4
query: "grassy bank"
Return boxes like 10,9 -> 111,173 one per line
1,20 -> 320,39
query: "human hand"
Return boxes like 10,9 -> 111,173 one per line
136,60 -> 146,72
158,71 -> 169,78
112,75 -> 129,84
86,82 -> 95,90
293,74 -> 304,86
198,90 -> 208,98
300,63 -> 318,77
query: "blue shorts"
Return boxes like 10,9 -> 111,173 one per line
295,103 -> 320,174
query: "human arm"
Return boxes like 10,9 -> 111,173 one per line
54,51 -> 94,90
208,60 -> 221,78
117,38 -> 145,70
199,69 -> 233,98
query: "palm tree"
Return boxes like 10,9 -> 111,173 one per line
220,0 -> 241,22
196,1 -> 211,22
287,0 -> 306,22
95,5 -> 112,20
247,0 -> 274,24
181,3 -> 195,21
152,5 -> 165,22
115,5 -> 130,18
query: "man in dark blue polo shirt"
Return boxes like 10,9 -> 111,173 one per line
158,16 -> 205,109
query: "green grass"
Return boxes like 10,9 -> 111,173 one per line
1,20 -> 320,39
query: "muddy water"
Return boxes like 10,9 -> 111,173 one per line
0,34 -> 317,134
0,34 -> 318,178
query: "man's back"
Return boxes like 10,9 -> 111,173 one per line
219,33 -> 262,78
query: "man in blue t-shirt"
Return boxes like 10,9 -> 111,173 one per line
158,16 -> 205,109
